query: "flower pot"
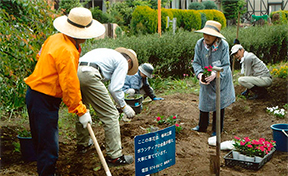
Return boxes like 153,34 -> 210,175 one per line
245,156 -> 254,162
238,154 -> 245,161
254,156 -> 263,163
17,135 -> 37,162
232,151 -> 239,159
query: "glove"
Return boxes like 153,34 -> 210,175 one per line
79,110 -> 92,128
122,105 -> 135,118
126,88 -> 135,96
205,71 -> 216,83
153,97 -> 164,101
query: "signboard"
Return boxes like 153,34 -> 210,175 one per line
134,125 -> 176,176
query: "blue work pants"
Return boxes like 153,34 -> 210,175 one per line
26,87 -> 61,176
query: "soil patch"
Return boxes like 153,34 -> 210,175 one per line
1,78 -> 287,175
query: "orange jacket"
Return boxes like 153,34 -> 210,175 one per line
25,33 -> 86,116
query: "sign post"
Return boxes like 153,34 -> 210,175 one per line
134,126 -> 176,176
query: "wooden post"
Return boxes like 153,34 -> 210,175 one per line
232,12 -> 240,77
212,66 -> 224,176
158,0 -> 161,37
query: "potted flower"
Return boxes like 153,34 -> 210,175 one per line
232,136 -> 276,162
17,129 -> 37,162
202,65 -> 213,83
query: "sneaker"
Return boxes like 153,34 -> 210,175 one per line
106,155 -> 134,166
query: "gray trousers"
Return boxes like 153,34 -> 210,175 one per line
76,65 -> 122,158
238,76 -> 272,89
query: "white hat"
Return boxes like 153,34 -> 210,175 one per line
115,47 -> 139,75
53,7 -> 105,39
139,63 -> 154,78
231,44 -> 243,55
195,20 -> 225,39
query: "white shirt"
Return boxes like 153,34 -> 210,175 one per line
79,48 -> 128,107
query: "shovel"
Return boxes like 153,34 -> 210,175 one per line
87,123 -> 112,176
210,66 -> 223,176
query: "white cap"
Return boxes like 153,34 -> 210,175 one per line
230,44 -> 243,55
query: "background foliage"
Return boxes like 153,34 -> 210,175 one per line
1,0 -> 287,119
0,0 -> 61,115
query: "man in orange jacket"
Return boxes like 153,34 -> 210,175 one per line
24,7 -> 105,176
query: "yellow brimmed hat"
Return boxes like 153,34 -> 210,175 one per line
115,47 -> 139,75
53,7 -> 105,39
195,20 -> 225,39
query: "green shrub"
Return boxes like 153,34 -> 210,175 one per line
198,10 -> 226,28
270,10 -> 288,25
222,0 -> 246,20
0,0 -> 58,115
200,12 -> 207,28
131,6 -> 157,34
58,0 -> 83,15
182,10 -> 202,31
91,6 -> 113,24
202,1 -> 218,10
188,2 -> 205,10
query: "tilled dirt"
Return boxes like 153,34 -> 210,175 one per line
1,77 -> 287,176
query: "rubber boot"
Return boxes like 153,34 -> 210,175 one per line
211,109 -> 225,136
192,111 -> 209,132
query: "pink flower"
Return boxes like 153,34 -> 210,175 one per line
175,124 -> 179,127
204,66 -> 209,69
207,69 -> 212,72
234,136 -> 241,140
156,117 -> 161,121
209,65 -> 213,69
260,146 -> 265,151
247,144 -> 253,148
244,137 -> 250,142
173,116 -> 177,119
240,141 -> 246,145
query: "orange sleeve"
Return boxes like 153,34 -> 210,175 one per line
56,49 -> 87,116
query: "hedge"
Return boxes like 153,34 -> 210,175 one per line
131,6 -> 226,34
270,10 -> 288,24
84,24 -> 287,76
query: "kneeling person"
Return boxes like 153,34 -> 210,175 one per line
122,63 -> 164,101
231,44 -> 272,100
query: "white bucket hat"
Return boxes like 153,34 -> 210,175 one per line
139,63 -> 154,78
115,47 -> 139,75
231,44 -> 243,55
195,20 -> 225,39
53,7 -> 105,39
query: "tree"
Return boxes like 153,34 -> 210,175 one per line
222,0 -> 246,20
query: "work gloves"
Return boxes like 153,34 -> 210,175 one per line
79,110 -> 92,128
126,88 -> 135,97
153,97 -> 164,101
122,105 -> 135,118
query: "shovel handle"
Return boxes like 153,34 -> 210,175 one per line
87,123 -> 112,176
